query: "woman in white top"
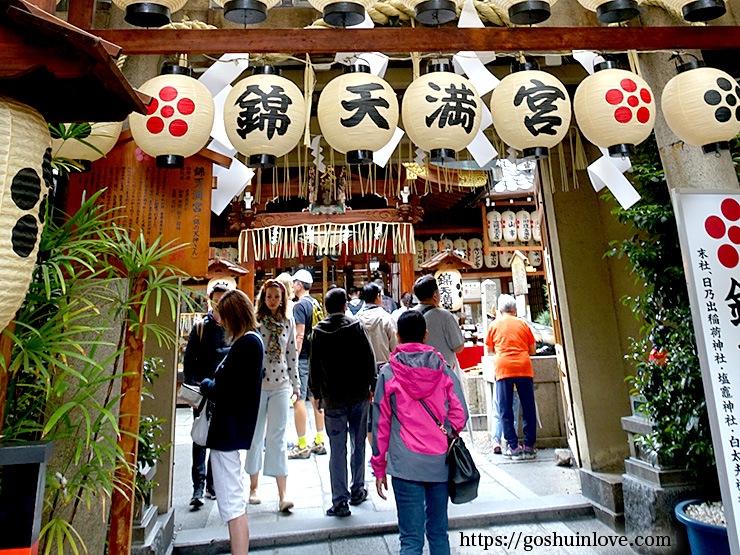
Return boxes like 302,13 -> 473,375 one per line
246,279 -> 300,512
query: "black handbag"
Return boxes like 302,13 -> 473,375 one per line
420,399 -> 480,504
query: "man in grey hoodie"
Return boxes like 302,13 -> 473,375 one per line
357,282 -> 398,368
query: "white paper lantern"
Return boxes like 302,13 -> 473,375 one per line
130,65 -> 215,169
500,247 -> 514,268
576,0 -> 640,23
486,210 -> 503,242
453,238 -> 468,257
661,0 -> 725,20
224,67 -> 306,168
662,61 -> 740,155
441,238 -> 454,251
317,64 -> 398,165
469,238 -> 484,269
0,97 -> 51,331
516,210 -> 532,243
308,0 -> 376,27
402,62 -> 482,165
531,216 -> 541,242
212,0 -> 279,23
434,268 -> 463,311
501,210 -> 517,242
112,0 -> 186,26
490,0 -> 556,23
414,239 -> 424,271
574,60 -> 655,158
51,121 -> 123,164
528,249 -> 542,267
423,238 -> 438,260
491,64 -> 571,160
401,0 -> 464,24
485,250 -> 499,268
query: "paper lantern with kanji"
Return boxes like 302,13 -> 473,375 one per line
112,0 -> 186,26
224,67 -> 306,168
487,210 -> 503,242
308,0 -> 376,26
453,238 -> 468,257
51,121 -> 123,164
469,238 -> 484,269
576,0 -> 640,23
401,0 -> 463,24
531,216 -> 541,242
661,61 -> 740,155
402,63 -> 482,165
414,240 -> 424,271
0,96 -> 51,330
500,248 -> 514,268
489,0 -> 554,26
528,250 -> 542,267
491,65 -> 571,160
317,63 -> 398,165
213,0 -> 279,23
423,238 -> 438,260
574,61 -> 655,158
441,238 -> 454,251
130,65 -> 215,169
516,210 -> 532,243
485,250 -> 499,268
434,268 -> 463,312
501,210 -> 517,242
661,0 -> 725,21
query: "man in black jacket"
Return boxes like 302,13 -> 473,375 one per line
183,281 -> 232,509
310,287 -> 376,517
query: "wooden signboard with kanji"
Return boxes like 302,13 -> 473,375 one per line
66,136 -> 212,277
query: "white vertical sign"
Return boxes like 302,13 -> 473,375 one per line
674,189 -> 740,555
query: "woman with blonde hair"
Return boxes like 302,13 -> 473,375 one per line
246,279 -> 300,512
200,289 -> 264,555
275,272 -> 296,316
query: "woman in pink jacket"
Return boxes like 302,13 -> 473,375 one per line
371,310 -> 468,555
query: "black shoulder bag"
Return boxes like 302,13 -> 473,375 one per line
419,399 -> 480,504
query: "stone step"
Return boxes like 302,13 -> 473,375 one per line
174,494 -> 594,555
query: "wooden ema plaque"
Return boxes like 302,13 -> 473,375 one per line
67,137 -> 211,277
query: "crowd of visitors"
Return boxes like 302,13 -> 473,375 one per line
181,269 -> 538,554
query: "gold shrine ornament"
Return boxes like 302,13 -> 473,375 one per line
0,96 -> 51,331
130,64 -> 215,169
574,60 -> 655,158
224,67 -> 306,169
317,63 -> 398,165
491,63 -> 571,160
661,61 -> 740,155
402,61 -> 482,165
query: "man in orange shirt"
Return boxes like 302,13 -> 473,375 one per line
485,294 -> 537,460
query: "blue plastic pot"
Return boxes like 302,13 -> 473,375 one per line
675,499 -> 730,555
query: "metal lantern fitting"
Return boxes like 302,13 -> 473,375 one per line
661,0 -> 725,21
213,0 -> 279,24
576,0 -> 640,23
317,63 -> 398,165
51,121 -> 123,166
0,96 -> 51,331
129,63 -> 215,169
224,66 -> 306,169
308,0 -> 376,27
491,62 -> 571,160
661,60 -> 740,155
490,0 -> 556,24
112,0 -> 186,27
402,62 -> 482,165
573,60 -> 655,158
401,0 -> 463,25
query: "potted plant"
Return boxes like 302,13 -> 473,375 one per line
675,499 -> 730,555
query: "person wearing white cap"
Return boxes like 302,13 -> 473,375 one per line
288,268 -> 327,459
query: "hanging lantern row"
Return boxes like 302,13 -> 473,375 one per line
126,57 -> 737,172
486,209 -> 541,243
414,236 -> 541,272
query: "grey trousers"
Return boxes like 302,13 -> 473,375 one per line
325,399 -> 370,508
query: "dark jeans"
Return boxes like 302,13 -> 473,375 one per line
496,376 -> 536,449
392,477 -> 450,555
192,408 -> 214,496
325,399 -> 369,507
